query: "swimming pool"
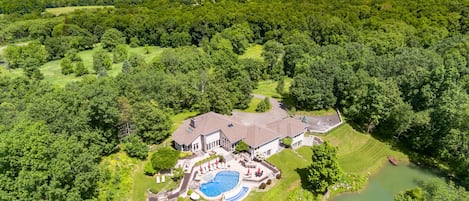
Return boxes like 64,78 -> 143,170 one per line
199,171 -> 240,197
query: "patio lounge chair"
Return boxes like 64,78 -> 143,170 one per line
156,176 -> 160,183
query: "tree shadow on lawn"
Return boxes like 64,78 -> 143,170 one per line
295,167 -> 313,191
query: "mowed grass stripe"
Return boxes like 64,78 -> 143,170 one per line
338,138 -> 389,174
322,124 -> 369,156
322,124 -> 409,176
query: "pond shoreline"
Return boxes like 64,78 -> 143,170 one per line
330,161 -> 441,201
327,158 -> 396,199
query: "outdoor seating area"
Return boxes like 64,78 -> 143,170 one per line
196,159 -> 229,179
155,175 -> 166,184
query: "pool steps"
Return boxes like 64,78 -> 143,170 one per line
225,186 -> 249,201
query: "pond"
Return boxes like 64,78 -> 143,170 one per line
331,163 -> 439,201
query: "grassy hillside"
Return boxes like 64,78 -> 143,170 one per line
45,6 -> 114,15
322,124 -> 408,175
245,123 -> 409,200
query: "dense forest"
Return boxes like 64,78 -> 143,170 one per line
1,0 -> 469,200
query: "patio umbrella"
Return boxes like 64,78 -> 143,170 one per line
200,165 -> 202,172
216,159 -> 218,165
258,167 -> 261,174
190,192 -> 200,200
247,168 -> 250,174
207,162 -> 210,168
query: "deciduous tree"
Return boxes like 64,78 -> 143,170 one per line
113,44 -> 128,63
235,140 -> 249,153
307,142 -> 343,194
60,57 -> 74,75
150,147 -> 179,171
93,48 -> 112,73
133,100 -> 171,144
101,28 -> 126,50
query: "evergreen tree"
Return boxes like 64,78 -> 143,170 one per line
256,100 -> 267,112
122,60 -> 131,74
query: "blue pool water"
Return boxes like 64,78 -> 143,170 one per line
200,171 -> 240,197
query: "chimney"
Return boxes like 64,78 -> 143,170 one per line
190,118 -> 196,128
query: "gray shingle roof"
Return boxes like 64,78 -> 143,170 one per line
172,112 -> 305,148
266,117 -> 309,138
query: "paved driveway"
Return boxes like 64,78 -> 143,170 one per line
232,94 -> 288,126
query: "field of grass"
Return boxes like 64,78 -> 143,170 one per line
239,44 -> 263,61
131,160 -> 179,201
322,124 -> 408,175
98,151 -> 139,201
3,45 -> 166,87
45,6 -> 114,15
245,147 -> 314,201
246,123 -> 409,200
241,97 -> 263,112
0,66 -> 22,78
253,78 -> 292,99
99,148 -> 178,201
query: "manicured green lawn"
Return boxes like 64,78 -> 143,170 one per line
239,44 -> 263,61
253,78 -> 292,99
45,6 -> 114,15
241,97 -> 263,112
322,124 -> 408,175
245,123 -> 409,200
131,160 -> 179,201
7,45 -> 166,87
245,147 -> 314,201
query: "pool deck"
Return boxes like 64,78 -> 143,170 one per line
188,149 -> 276,201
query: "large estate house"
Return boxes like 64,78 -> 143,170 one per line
173,112 -> 309,159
